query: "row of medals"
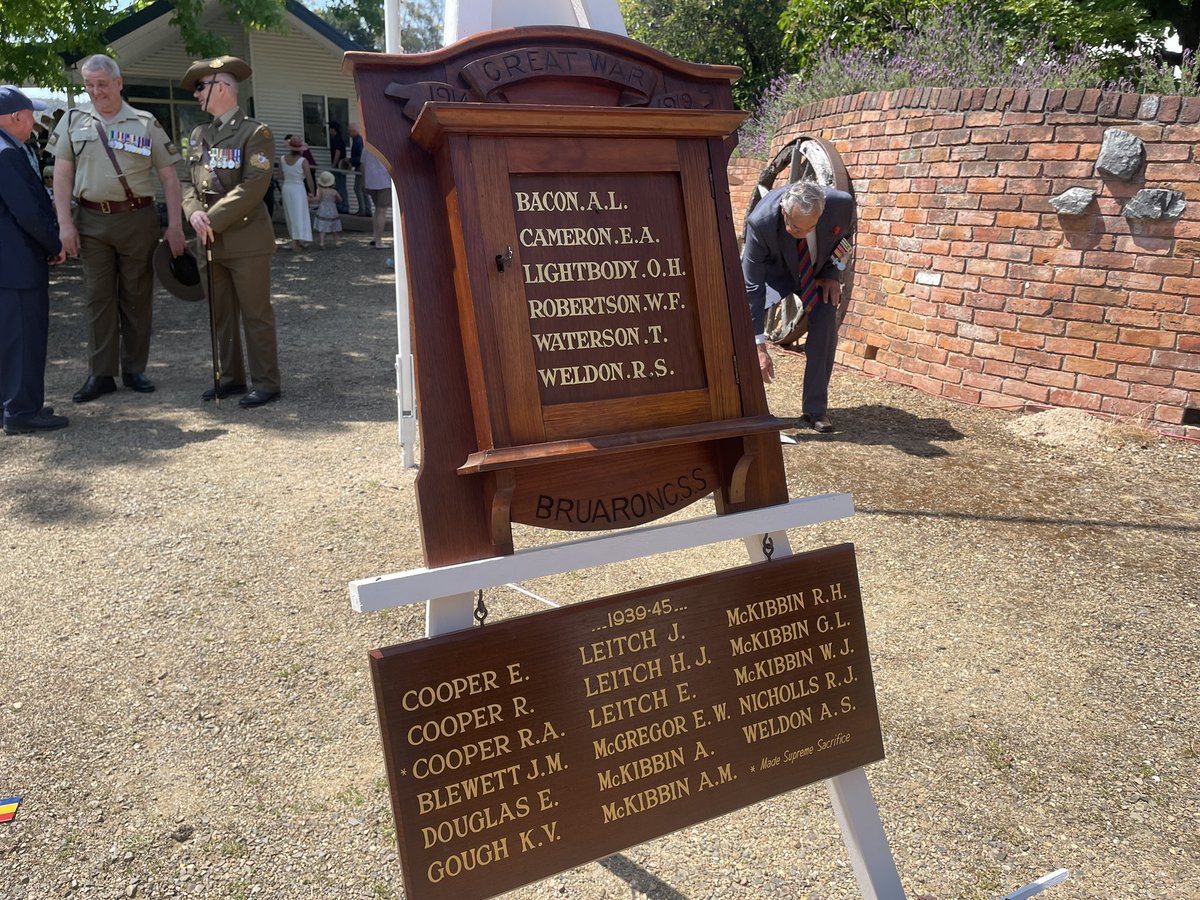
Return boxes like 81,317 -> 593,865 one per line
108,131 -> 153,156
206,148 -> 242,169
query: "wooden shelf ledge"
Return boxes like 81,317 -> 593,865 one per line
458,416 -> 782,474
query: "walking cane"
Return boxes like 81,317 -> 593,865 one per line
203,241 -> 221,407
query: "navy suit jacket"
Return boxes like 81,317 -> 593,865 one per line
0,135 -> 61,289
742,183 -> 854,335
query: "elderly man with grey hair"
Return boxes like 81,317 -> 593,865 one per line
742,179 -> 855,433
50,53 -> 186,404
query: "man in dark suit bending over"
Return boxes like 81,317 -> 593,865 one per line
742,180 -> 854,434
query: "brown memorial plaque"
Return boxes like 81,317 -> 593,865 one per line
347,29 -> 792,566
514,171 -> 706,406
370,544 -> 884,899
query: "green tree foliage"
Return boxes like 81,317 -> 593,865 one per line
780,0 -> 1166,77
1,0 -> 121,88
316,0 -> 443,51
619,0 -> 796,109
1,0 -> 289,89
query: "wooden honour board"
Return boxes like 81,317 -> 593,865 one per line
370,544 -> 884,899
346,28 -> 789,567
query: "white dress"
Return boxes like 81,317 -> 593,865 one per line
280,154 -> 312,242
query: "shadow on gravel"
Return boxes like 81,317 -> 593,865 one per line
857,506 -> 1200,534
44,237 -> 404,434
598,853 -> 688,899
777,403 -> 965,457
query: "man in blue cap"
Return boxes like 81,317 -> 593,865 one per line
0,85 -> 68,435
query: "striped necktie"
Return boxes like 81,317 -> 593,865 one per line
796,238 -> 819,315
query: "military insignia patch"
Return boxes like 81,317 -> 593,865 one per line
211,58 -> 224,68
250,152 -> 270,170
260,126 -> 273,140
166,141 -> 180,156
47,133 -> 58,147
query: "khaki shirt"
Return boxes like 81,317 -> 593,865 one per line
49,101 -> 180,202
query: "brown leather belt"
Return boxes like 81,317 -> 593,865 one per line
79,196 -> 154,214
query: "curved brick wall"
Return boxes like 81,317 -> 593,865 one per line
734,87 -> 1200,434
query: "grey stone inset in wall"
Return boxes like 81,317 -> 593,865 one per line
1050,187 -> 1096,215
1122,189 -> 1186,220
1095,128 -> 1145,181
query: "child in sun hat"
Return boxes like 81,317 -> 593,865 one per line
312,170 -> 343,249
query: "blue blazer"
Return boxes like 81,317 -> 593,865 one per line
742,183 -> 854,335
0,136 -> 61,290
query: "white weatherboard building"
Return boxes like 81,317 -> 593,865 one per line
64,0 -> 365,176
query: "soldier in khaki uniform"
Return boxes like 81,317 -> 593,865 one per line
181,56 -> 281,408
51,54 -> 186,404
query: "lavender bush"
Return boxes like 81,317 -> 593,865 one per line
738,3 -> 1101,158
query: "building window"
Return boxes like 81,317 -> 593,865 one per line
302,94 -> 349,148
123,80 -> 197,143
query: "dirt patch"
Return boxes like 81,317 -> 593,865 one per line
1,235 -> 1197,899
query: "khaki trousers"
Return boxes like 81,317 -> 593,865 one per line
205,252 -> 280,393
76,204 -> 159,376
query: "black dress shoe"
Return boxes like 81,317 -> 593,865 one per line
4,410 -> 69,435
802,413 -> 834,434
121,372 -> 155,393
238,389 -> 280,408
201,382 -> 247,401
73,375 -> 116,403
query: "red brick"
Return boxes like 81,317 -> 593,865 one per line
1134,256 -> 1193,276
976,309 -> 1018,328
1065,321 -> 1119,341
1008,264 -> 1056,283
964,371 -> 1005,392
1004,379 -> 1051,402
995,211 -> 1042,228
1118,364 -> 1175,386
950,241 -> 988,258
1018,316 -> 1066,335
975,342 -> 1019,362
1082,251 -> 1136,270
999,330 -> 1047,349
1007,297 -> 1053,315
1015,348 -> 1064,369
1130,383 -> 1190,405
959,322 -> 999,342
1045,336 -> 1097,356
1054,268 -> 1108,287
1074,286 -> 1126,305
1151,349 -> 1200,370
1028,143 -> 1081,160
987,244 -> 1032,262
1163,275 -> 1199,294
1076,374 -> 1130,398
1105,270 -> 1164,291
1027,367 -> 1076,389
1099,397 -> 1153,417
1106,307 -> 1162,327
942,384 -> 983,404
1064,357 -> 1118,376
1049,388 -> 1103,410
1119,328 -> 1176,348
1009,125 -> 1053,142
1096,342 -> 1152,363
965,258 -> 1008,276
1023,281 -> 1074,301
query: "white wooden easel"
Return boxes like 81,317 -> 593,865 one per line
351,495 -> 907,899
381,0 -> 627,469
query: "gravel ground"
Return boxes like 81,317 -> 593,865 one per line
2,232 -> 1197,900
